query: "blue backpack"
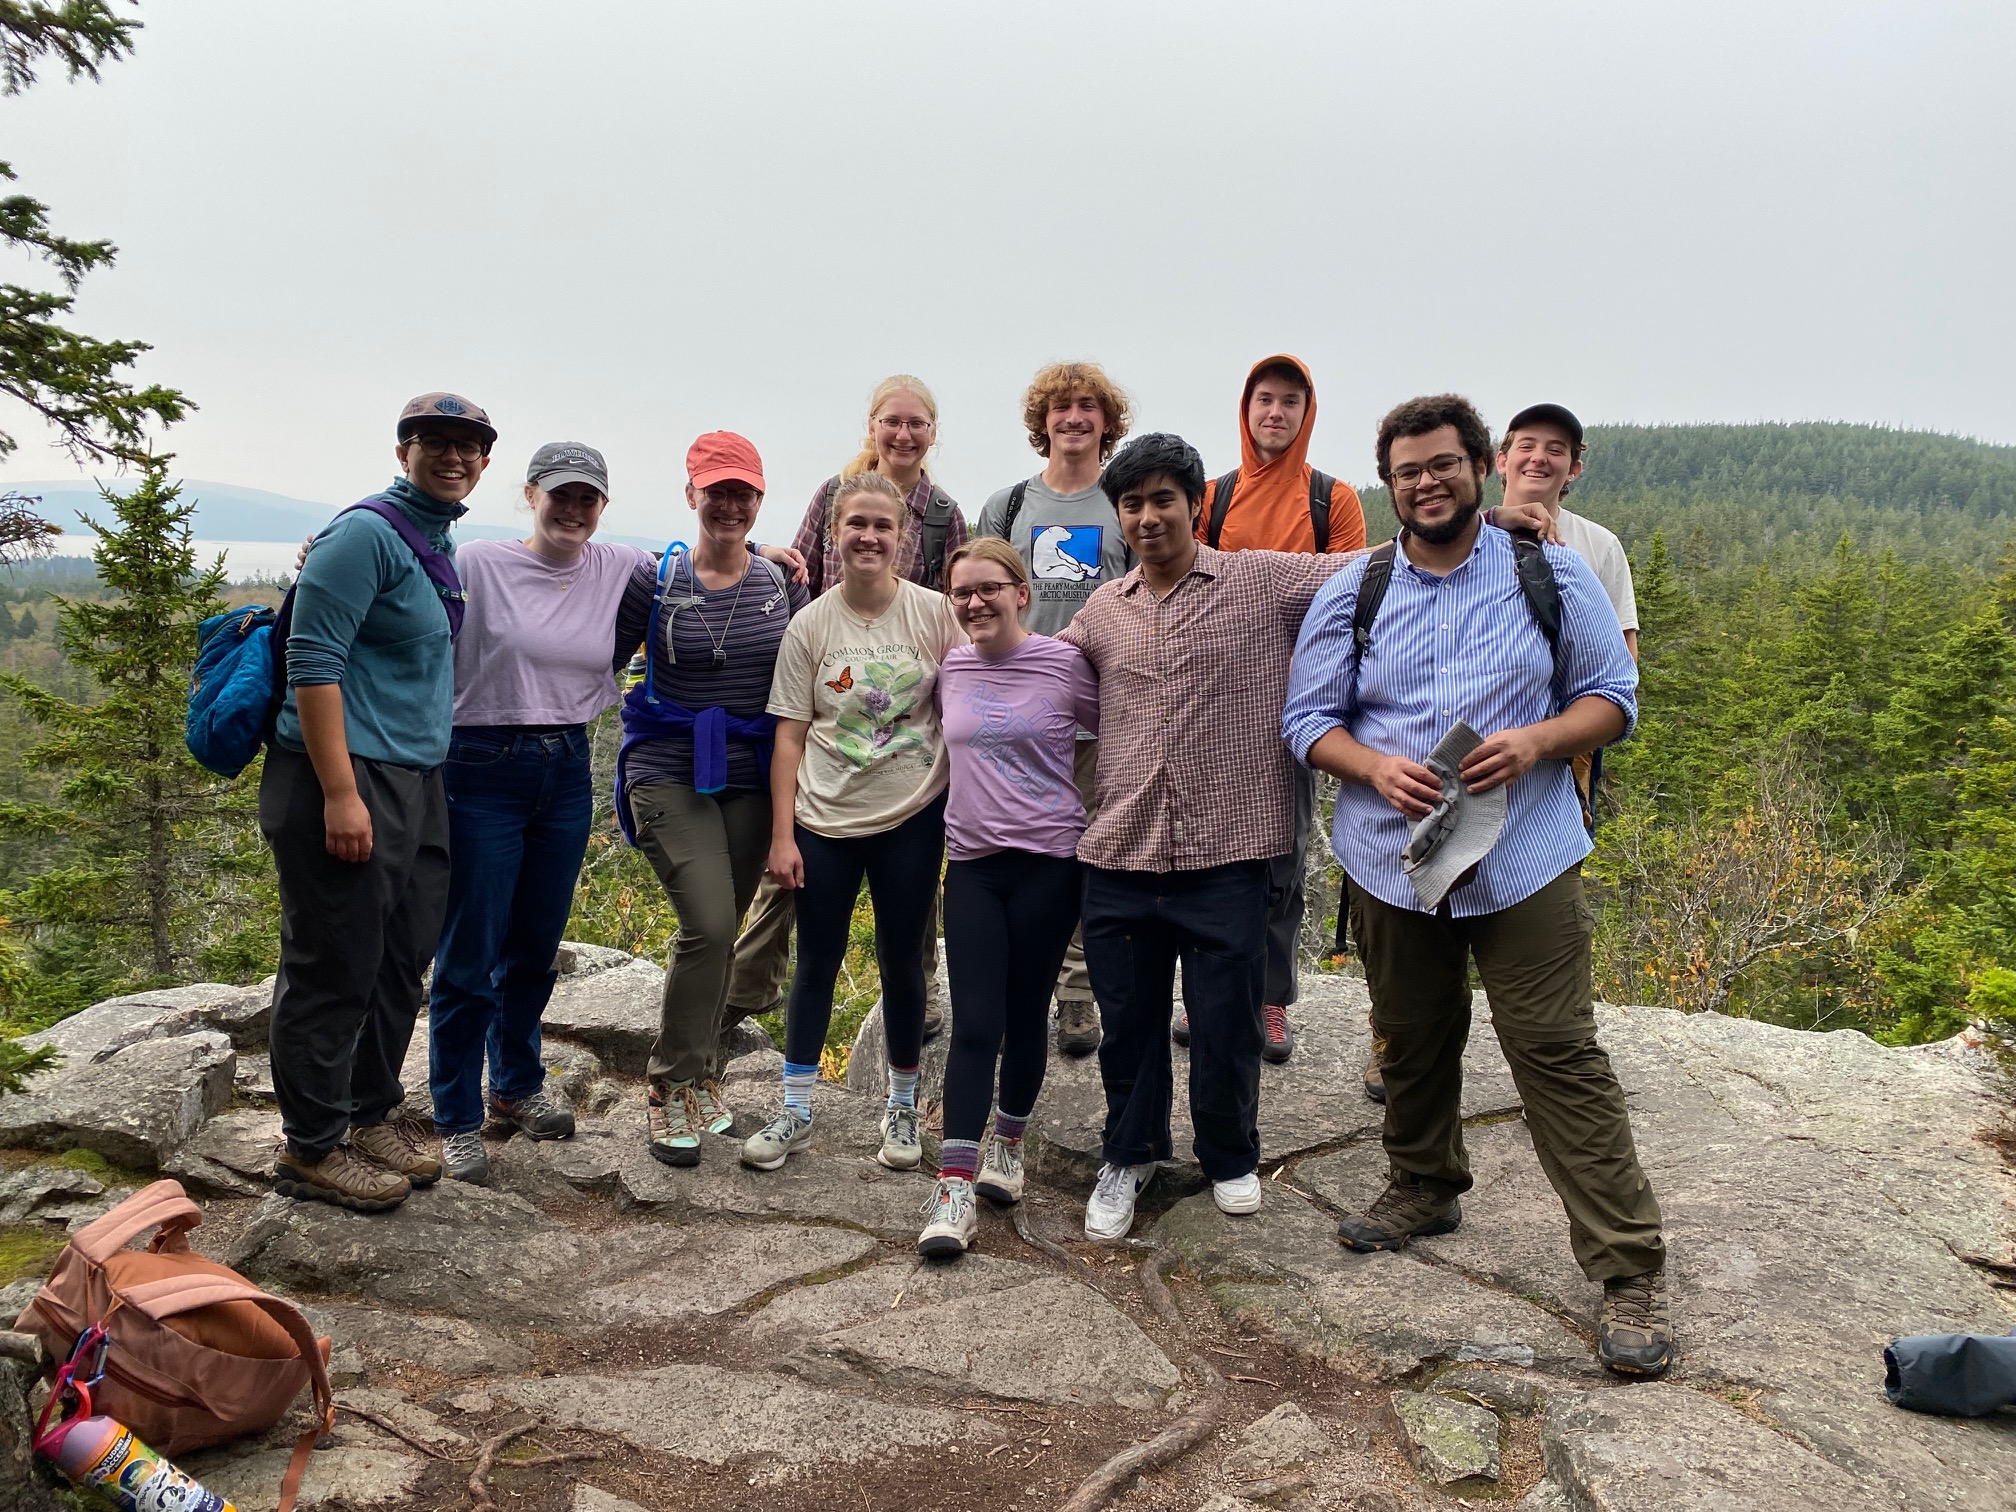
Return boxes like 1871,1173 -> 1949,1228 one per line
185,498 -> 466,778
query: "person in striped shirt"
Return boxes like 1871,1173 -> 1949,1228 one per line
1282,393 -> 1672,1379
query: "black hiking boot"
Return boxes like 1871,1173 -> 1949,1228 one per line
1336,1171 -> 1462,1251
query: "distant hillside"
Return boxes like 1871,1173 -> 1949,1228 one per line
5,479 -> 665,551
1360,421 -> 2016,571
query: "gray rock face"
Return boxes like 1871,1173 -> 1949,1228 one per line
788,1274 -> 1181,1408
1392,1390 -> 1502,1485
1032,975 -> 1521,1191
747,1253 -> 1044,1340
186,1444 -> 424,1512
231,1180 -> 874,1329
0,1163 -> 105,1222
572,1489 -> 647,1512
494,1362 -> 999,1473
1538,1384 -> 1891,1511
20,980 -> 271,1061
539,958 -> 667,1074
554,941 -> 635,979
0,1356 -> 63,1512
0,1030 -> 234,1168
300,1302 -> 533,1379
163,1106 -> 283,1197
1226,1400 -> 1336,1475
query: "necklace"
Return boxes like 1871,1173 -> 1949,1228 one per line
691,558 -> 748,669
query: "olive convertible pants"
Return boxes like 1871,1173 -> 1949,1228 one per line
1348,866 -> 1665,1282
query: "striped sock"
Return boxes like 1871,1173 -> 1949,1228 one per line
939,1138 -> 981,1182
887,1065 -> 920,1110
993,1107 -> 1031,1145
782,1061 -> 819,1120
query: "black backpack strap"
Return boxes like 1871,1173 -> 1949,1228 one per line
1507,531 -> 1564,702
1204,470 -> 1240,549
1308,469 -> 1334,553
921,486 -> 956,590
999,480 -> 1029,541
1346,540 -> 1399,712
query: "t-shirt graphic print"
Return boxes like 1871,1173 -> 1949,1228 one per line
976,477 -> 1131,637
768,579 -> 964,838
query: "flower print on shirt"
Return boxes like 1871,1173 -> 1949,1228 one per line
831,656 -> 928,768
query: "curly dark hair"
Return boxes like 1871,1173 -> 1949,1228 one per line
1100,432 -> 1207,507
1374,394 -> 1493,482
1022,362 -> 1132,460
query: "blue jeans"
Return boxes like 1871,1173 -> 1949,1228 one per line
428,726 -> 592,1134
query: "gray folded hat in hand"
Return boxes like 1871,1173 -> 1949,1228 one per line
1401,720 -> 1508,911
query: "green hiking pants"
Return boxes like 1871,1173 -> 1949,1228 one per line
1349,866 -> 1665,1281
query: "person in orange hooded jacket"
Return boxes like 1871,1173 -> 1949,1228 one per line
1173,355 -> 1366,1067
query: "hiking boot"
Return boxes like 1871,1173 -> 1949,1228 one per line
349,1113 -> 443,1187
922,994 -> 946,1043
1262,1004 -> 1295,1064
1056,998 -> 1100,1056
741,1107 -> 813,1171
648,1084 -> 702,1167
489,1086 -> 575,1141
975,1138 -> 1025,1206
1335,1171 -> 1462,1251
916,1176 -> 979,1259
439,1130 -> 489,1185
1599,1270 -> 1674,1377
1213,1171 -> 1263,1215
1363,1027 -> 1388,1104
273,1145 -> 410,1213
1171,1011 -> 1191,1048
691,1078 -> 734,1136
1084,1161 -> 1156,1242
876,1105 -> 922,1170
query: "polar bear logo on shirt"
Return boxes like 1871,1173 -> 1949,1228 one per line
1033,525 -> 1100,581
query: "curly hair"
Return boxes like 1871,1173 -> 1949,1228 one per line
1374,394 -> 1494,482
1101,432 -> 1207,507
1021,361 -> 1133,461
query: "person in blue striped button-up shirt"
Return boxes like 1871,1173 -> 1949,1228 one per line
1281,393 -> 1672,1379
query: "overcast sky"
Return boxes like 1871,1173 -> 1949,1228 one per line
1,0 -> 2010,543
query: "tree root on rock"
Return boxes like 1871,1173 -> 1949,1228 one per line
466,1417 -> 594,1512
1011,1200 -> 1084,1268
1057,1246 -> 1224,1512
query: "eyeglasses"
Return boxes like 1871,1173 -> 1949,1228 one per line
949,580 -> 1018,604
877,417 -> 933,434
1388,453 -> 1470,490
407,435 -> 487,460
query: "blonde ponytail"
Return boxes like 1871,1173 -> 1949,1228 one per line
841,373 -> 940,479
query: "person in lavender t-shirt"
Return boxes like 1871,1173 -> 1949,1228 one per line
916,537 -> 1099,1260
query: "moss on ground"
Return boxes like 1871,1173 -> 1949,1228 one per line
0,1223 -> 67,1285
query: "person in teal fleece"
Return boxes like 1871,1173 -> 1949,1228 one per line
262,391 -> 490,1214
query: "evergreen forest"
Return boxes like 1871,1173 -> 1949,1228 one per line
2,420 -> 2013,1078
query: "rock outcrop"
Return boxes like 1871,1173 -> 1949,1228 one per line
1,945 -> 2009,1510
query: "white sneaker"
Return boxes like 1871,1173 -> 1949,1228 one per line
876,1105 -> 922,1170
1084,1161 -> 1156,1242
916,1176 -> 979,1258
974,1137 -> 1024,1205
1212,1171 -> 1263,1215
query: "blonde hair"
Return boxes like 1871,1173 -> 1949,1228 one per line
944,535 -> 1027,590
826,470 -> 908,546
842,374 -> 939,479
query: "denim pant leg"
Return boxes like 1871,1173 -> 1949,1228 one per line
430,731 -> 535,1135
487,730 -> 593,1105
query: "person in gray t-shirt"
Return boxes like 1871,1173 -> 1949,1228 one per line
975,361 -> 1133,1056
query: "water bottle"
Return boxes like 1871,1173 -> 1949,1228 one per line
44,1413 -> 237,1512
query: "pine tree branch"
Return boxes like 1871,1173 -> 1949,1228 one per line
0,2 -> 137,94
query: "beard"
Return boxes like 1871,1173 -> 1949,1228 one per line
1406,496 -> 1481,545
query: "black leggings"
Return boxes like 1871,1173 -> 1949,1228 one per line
783,794 -> 947,1070
942,848 -> 1084,1145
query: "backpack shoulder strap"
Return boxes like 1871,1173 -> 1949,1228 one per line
69,1179 -> 202,1264
1204,470 -> 1240,549
1309,469 -> 1335,553
1001,480 -> 1030,540
1508,532 -> 1565,697
342,498 -> 467,637
641,542 -> 688,699
921,486 -> 956,589
1346,540 -> 1400,711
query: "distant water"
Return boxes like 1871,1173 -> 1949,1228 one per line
49,537 -> 313,581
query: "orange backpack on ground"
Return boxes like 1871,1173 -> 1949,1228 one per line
14,1180 -> 333,1502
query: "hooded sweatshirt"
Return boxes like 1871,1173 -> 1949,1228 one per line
1199,353 -> 1366,556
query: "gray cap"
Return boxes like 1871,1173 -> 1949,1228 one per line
527,441 -> 608,497
1401,720 -> 1509,911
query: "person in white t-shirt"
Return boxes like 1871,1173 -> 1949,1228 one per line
1497,404 -> 1638,659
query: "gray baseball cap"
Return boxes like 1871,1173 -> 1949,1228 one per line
527,441 -> 609,497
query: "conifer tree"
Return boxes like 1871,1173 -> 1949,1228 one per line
0,468 -> 270,1022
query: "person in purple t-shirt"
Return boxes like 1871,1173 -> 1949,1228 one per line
917,537 -> 1099,1259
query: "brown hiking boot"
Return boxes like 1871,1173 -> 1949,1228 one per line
1363,1026 -> 1388,1104
350,1113 -> 444,1187
273,1145 -> 410,1213
922,993 -> 946,1043
1336,1171 -> 1462,1251
1056,998 -> 1101,1056
1599,1270 -> 1674,1377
